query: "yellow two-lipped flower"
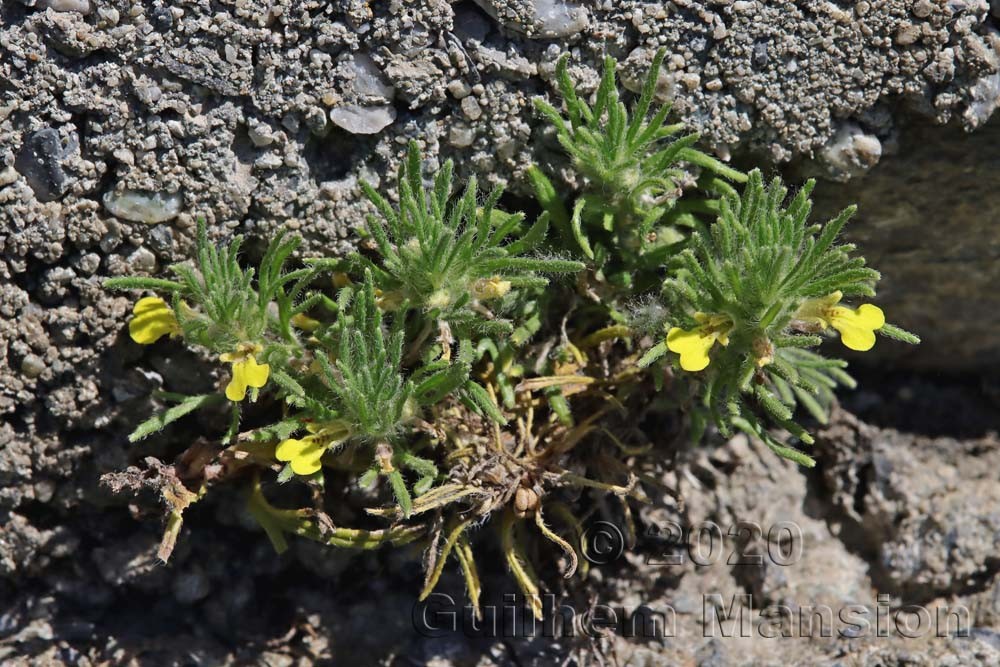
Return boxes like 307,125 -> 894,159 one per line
666,312 -> 734,372
220,342 -> 270,402
129,296 -> 181,344
275,421 -> 351,476
795,291 -> 885,351
471,276 -> 512,300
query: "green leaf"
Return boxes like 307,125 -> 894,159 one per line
104,277 -> 185,292
387,469 -> 413,518
637,340 -> 668,368
569,199 -> 595,260
127,394 -> 223,443
525,165 -> 572,241
878,323 -> 920,344
270,369 -> 306,398
504,211 -> 550,256
460,380 -> 507,424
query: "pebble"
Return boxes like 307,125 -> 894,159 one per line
21,354 -> 46,379
913,0 -> 934,17
0,167 -> 17,187
752,40 -> 769,67
820,122 -> 882,179
173,567 -> 212,604
474,0 -> 588,38
147,225 -> 175,254
449,124 -> 475,147
41,0 -> 92,13
527,0 -> 589,37
254,153 -> 283,169
346,53 -> 395,101
460,96 -> 483,120
127,246 -> 157,273
679,72 -> 701,91
964,72 -> 1000,129
74,252 -> 100,275
14,127 -> 76,202
896,24 -> 922,46
447,79 -> 472,99
97,6 -> 119,25
247,122 -> 276,147
102,188 -> 183,224
329,104 -> 396,134
304,106 -> 328,133
134,82 -> 162,106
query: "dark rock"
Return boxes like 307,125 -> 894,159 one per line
150,6 -> 174,32
814,117 -> 1000,372
14,128 -> 75,202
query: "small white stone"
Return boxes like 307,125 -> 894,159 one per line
527,0 -> 589,37
127,246 -> 157,273
449,124 -> 475,148
103,188 -> 183,224
346,54 -> 395,102
965,72 -> 1000,129
447,80 -> 472,99
41,0 -> 92,14
461,97 -> 483,120
472,0 -> 588,38
21,354 -> 46,379
329,105 -> 396,134
820,123 -> 882,180
254,153 -> 283,170
0,167 -> 18,187
247,122 -> 275,147
112,148 -> 135,166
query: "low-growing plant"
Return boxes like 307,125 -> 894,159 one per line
636,170 -> 919,465
529,48 -> 747,296
102,51 -> 917,620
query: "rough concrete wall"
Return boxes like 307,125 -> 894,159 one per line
2,1 -> 1000,664
3,2 -> 1000,421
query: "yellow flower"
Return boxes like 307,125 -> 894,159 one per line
375,288 -> 405,311
290,312 -> 320,332
752,336 -> 775,368
275,421 -> 351,476
795,291 -> 885,352
666,312 -> 733,372
471,276 -> 512,300
219,343 -> 270,402
128,296 -> 181,344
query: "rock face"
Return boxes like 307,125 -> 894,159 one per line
816,408 -> 1000,601
814,116 -> 1000,372
2,1 -> 1000,664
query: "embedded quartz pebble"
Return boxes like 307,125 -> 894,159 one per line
39,0 -> 92,13
472,0 -> 589,38
329,104 -> 396,135
346,54 -> 395,102
102,188 -> 183,224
